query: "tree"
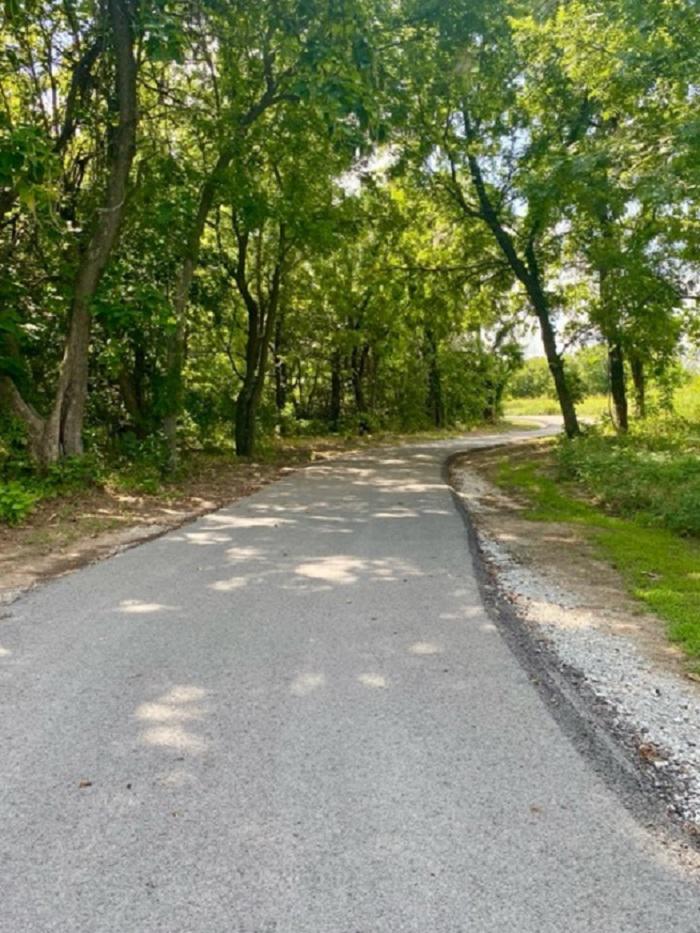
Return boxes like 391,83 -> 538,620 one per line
394,0 -> 590,435
1,0 -> 138,462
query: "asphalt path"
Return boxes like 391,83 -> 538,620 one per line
1,424 -> 699,932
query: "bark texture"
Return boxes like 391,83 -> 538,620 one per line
608,342 -> 628,432
630,352 -> 646,419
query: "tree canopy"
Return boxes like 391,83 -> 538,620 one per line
1,0 -> 698,462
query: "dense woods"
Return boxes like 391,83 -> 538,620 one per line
1,0 -> 698,478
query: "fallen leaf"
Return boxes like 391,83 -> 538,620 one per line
638,743 -> 661,763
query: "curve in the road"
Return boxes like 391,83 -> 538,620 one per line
1,424 -> 698,932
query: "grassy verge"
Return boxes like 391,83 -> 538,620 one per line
494,441 -> 700,666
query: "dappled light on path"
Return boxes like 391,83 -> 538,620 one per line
358,672 -> 387,689
290,672 -> 326,696
294,555 -> 365,585
117,599 -> 178,615
209,575 -> 248,592
408,641 -> 443,655
3,425 -> 699,932
136,684 -> 208,754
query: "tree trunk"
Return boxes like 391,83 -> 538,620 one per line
235,381 -> 258,457
1,377 -> 46,462
482,381 -> 497,423
351,344 -> 369,416
329,350 -> 342,430
162,151 -> 232,467
461,124 -> 580,438
119,343 -> 149,438
273,315 -> 287,415
4,0 -> 137,463
424,328 -> 445,427
608,341 -> 628,433
534,299 -> 580,438
630,352 -> 646,419
160,85 -> 282,465
232,225 -> 285,457
234,319 -> 275,457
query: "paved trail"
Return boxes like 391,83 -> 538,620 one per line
1,427 -> 699,932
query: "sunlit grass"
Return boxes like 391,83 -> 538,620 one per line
505,374 -> 700,421
674,374 -> 700,421
504,394 -> 609,417
496,458 -> 700,665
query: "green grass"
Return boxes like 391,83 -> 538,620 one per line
557,421 -> 700,536
496,456 -> 700,665
504,394 -> 609,418
674,375 -> 700,421
505,373 -> 700,421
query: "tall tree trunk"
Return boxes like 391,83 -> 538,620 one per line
534,297 -> 580,438
608,341 -> 628,433
329,350 -> 342,430
2,0 -> 137,463
162,149 -> 233,466
160,85 -> 282,465
235,380 -> 258,457
119,343 -> 149,438
630,352 -> 646,419
482,381 -> 497,423
351,343 -> 369,416
234,315 -> 276,457
460,118 -> 580,438
424,328 -> 445,427
47,2 -> 137,458
232,224 -> 285,457
273,314 -> 287,415
234,300 -> 263,457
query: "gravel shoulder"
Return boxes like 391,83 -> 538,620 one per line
450,443 -> 700,835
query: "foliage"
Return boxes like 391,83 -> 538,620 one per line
556,421 -> 700,537
1,0 -> 698,469
505,394 -> 609,418
0,480 -> 38,524
508,358 -> 554,400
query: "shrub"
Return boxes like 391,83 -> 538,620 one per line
556,420 -> 700,537
0,481 -> 39,524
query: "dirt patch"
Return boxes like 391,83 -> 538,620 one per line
452,442 -> 691,681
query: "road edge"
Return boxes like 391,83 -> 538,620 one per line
442,448 -> 700,861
